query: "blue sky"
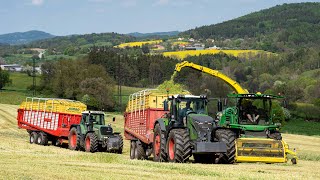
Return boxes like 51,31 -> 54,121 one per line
0,0 -> 319,35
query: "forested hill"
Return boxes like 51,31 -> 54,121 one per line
180,2 -> 320,52
27,32 -> 136,53
0,30 -> 54,45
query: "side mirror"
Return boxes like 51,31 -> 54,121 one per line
112,117 -> 115,122
217,100 -> 223,112
163,100 -> 169,111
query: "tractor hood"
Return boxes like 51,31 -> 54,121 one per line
188,114 -> 214,124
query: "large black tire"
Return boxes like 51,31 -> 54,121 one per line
215,129 -> 236,164
36,132 -> 48,145
84,133 -> 98,153
153,124 -> 167,162
115,135 -> 123,154
193,154 -> 216,164
135,141 -> 146,160
166,129 -> 192,163
68,127 -> 82,150
130,140 -> 137,159
29,132 -> 38,144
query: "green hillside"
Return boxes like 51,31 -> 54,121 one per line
180,2 -> 320,52
27,32 -> 136,56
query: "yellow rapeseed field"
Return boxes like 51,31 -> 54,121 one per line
163,49 -> 276,59
1,103 -> 320,179
116,40 -> 163,48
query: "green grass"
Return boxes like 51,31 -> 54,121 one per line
281,118 -> 320,136
1,104 -> 320,179
0,72 -> 41,104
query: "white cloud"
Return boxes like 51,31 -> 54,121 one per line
31,0 -> 44,6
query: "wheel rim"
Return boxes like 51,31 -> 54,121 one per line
30,135 -> 34,143
154,134 -> 160,156
168,137 -> 175,160
37,135 -> 41,144
86,136 -> 90,150
71,132 -> 77,148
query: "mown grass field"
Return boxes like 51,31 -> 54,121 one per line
1,104 -> 320,179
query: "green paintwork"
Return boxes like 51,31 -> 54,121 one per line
218,93 -> 282,132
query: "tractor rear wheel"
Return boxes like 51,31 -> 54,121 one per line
153,124 -> 167,162
167,129 -> 192,163
29,131 -> 38,144
68,127 -> 81,150
130,140 -> 137,159
36,132 -> 48,145
84,133 -> 98,153
215,129 -> 236,164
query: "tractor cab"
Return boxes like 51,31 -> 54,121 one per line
165,95 -> 210,127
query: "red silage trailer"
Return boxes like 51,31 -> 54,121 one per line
17,97 -> 87,145
124,89 -> 171,159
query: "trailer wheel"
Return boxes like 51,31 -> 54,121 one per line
167,129 -> 192,163
130,140 -> 137,159
153,124 -> 167,162
29,132 -> 38,144
135,141 -> 146,160
215,129 -> 236,164
68,127 -> 81,150
36,132 -> 48,145
84,133 -> 98,153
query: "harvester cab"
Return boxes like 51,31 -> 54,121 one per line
217,93 -> 283,136
216,93 -> 297,164
156,94 -> 226,163
68,111 -> 123,154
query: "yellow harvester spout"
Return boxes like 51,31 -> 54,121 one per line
175,61 -> 249,94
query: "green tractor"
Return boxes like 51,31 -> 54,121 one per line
68,111 -> 123,153
215,93 -> 297,164
154,94 -> 226,163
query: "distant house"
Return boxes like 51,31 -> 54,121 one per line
188,38 -> 195,42
185,43 -> 205,50
0,64 -> 22,72
152,45 -> 165,50
178,37 -> 184,41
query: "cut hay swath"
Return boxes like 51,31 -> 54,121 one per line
116,40 -> 163,48
163,49 -> 276,60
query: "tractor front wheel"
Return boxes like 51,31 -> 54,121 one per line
153,124 -> 167,162
166,129 -> 191,163
215,129 -> 236,164
115,135 -> 123,154
84,133 -> 98,153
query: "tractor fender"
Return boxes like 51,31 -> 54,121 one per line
69,124 -> 82,134
154,119 -> 166,132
